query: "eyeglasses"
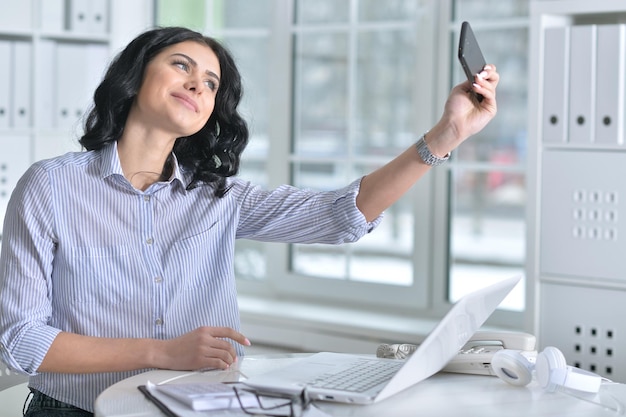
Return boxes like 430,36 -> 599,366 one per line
233,386 -> 311,417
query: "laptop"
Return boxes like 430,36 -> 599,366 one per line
243,275 -> 521,404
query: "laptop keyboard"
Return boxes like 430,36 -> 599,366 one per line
306,359 -> 404,393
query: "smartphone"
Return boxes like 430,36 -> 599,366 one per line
458,21 -> 486,102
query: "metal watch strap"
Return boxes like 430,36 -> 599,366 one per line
415,133 -> 450,166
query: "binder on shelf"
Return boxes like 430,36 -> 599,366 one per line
36,40 -> 57,129
78,43 -> 109,129
66,0 -> 92,33
0,135 -> 31,191
542,26 -> 570,144
11,41 -> 32,129
90,0 -> 109,34
0,1 -> 33,32
0,41 -> 12,129
55,43 -> 109,132
39,0 -> 65,33
55,43 -> 80,130
595,24 -> 625,146
568,25 -> 597,144
84,44 -> 109,96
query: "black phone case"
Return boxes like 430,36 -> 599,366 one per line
458,21 -> 486,101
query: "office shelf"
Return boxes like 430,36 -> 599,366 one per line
527,0 -> 626,383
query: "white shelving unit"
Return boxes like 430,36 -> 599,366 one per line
0,0 -> 153,241
0,0 -> 111,241
527,0 -> 626,382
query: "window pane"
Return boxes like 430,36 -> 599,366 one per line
290,163 -> 415,286
292,162 -> 349,190
349,185 -> 414,286
221,36 -> 271,159
453,0 -> 528,20
289,0 -> 424,297
292,242 -> 414,286
292,245 -> 348,279
449,265 -> 525,311
239,160 -> 268,188
293,33 -> 349,157
211,0 -> 272,29
295,0 -> 350,24
355,30 -> 417,156
353,163 -> 415,261
157,0 -> 205,29
448,1 -> 528,317
358,0 -> 420,21
448,168 -> 525,310
452,28 -> 528,164
349,253 -> 412,285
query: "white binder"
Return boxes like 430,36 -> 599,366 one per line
542,26 -> 570,144
11,41 -> 32,129
0,1 -> 33,31
36,40 -> 57,129
84,44 -> 109,94
39,0 -> 65,33
55,43 -> 109,132
77,44 -> 110,132
595,24 -> 625,145
90,0 -> 109,34
55,43 -> 81,130
0,41 -> 11,129
67,0 -> 91,33
568,25 -> 597,144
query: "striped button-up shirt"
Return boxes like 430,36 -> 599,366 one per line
0,142 -> 380,411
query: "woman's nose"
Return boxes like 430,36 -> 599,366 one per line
184,75 -> 204,93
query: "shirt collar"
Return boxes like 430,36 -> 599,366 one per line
99,141 -> 187,190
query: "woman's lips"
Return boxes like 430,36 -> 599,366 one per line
172,93 -> 198,112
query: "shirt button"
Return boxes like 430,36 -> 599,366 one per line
154,276 -> 163,283
144,195 -> 151,202
146,238 -> 153,245
155,318 -> 163,325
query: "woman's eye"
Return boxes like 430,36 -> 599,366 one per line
173,60 -> 189,71
204,80 -> 217,91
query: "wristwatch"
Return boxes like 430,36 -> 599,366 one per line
415,133 -> 450,166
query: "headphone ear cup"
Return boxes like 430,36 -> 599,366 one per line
491,349 -> 534,387
536,346 -> 603,393
535,346 -> 567,392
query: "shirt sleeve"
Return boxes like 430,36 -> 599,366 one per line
0,163 -> 61,375
234,177 -> 383,244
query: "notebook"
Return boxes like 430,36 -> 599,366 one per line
243,275 -> 521,404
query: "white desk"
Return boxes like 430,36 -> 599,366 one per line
95,354 -> 625,417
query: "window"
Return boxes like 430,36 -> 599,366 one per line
276,0 -> 433,310
156,0 -> 529,326
446,1 -> 529,315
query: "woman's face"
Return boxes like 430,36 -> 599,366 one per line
133,40 -> 221,138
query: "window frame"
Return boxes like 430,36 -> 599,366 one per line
435,2 -> 529,329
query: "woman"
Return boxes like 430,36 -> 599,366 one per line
0,27 -> 498,415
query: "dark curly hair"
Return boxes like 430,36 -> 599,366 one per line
80,26 -> 249,197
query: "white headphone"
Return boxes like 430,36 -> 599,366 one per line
491,346 -> 603,393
